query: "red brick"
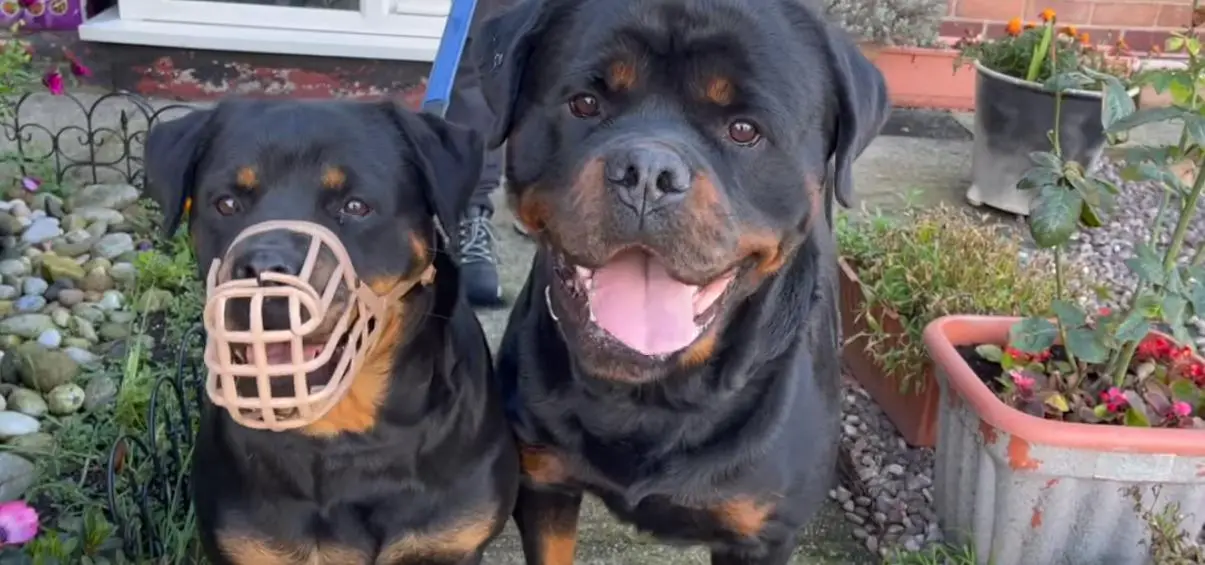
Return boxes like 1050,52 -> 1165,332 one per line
1156,4 -> 1192,27
1091,2 -> 1161,27
955,0 -> 1026,20
941,19 -> 986,38
1027,0 -> 1095,25
1123,29 -> 1172,52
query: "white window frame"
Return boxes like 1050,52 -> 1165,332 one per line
120,0 -> 449,37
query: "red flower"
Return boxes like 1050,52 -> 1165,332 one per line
1100,387 -> 1128,412
1136,335 -> 1174,360
1010,370 -> 1036,393
1187,362 -> 1205,386
1171,401 -> 1194,418
1097,307 -> 1112,316
42,71 -> 64,96
1172,346 -> 1194,361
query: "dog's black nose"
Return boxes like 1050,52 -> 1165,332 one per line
231,248 -> 301,281
604,144 -> 692,208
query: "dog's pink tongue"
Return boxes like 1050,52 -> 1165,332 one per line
590,253 -> 699,355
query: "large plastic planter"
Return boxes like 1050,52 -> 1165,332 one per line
924,315 -> 1205,565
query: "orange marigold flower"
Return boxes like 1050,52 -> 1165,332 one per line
1080,32 -> 1091,45
1039,8 -> 1056,22
1062,25 -> 1078,36
1024,23 -> 1036,30
1006,17 -> 1023,36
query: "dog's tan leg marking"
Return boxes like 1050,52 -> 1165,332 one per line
375,510 -> 497,564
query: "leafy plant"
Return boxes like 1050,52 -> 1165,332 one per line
824,0 -> 945,47
953,9 -> 1134,90
1126,484 -> 1205,564
836,203 -> 1060,393
988,0 -> 1205,429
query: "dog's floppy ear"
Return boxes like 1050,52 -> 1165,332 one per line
381,104 -> 484,256
143,109 -> 215,237
474,0 -> 548,148
822,23 -> 890,208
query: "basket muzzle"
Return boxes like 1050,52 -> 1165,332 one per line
202,220 -> 433,432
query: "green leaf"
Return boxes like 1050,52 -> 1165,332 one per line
1017,166 -> 1060,191
1044,71 -> 1093,93
1044,392 -> 1071,413
1124,406 -> 1152,427
1028,188 -> 1083,248
1167,35 -> 1186,53
1093,404 -> 1111,419
1100,75 -> 1137,130
1010,318 -> 1058,353
1052,299 -> 1088,328
1190,279 -> 1205,319
1187,115 -> 1205,148
1106,106 -> 1186,134
1027,25 -> 1054,83
1163,294 -> 1189,326
1124,243 -> 1166,285
1028,151 -> 1062,170
1170,379 -> 1201,403
975,344 -> 1004,363
1115,311 -> 1152,343
1065,327 -> 1109,363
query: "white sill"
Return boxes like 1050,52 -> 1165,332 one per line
78,7 -> 437,62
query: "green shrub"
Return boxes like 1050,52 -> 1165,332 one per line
836,204 -> 1062,392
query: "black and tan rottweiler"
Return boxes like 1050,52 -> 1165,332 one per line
475,0 -> 889,562
142,99 -> 519,564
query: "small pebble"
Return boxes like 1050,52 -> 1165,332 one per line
36,329 -> 62,349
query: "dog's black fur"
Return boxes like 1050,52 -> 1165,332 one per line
476,0 -> 888,562
142,99 -> 519,565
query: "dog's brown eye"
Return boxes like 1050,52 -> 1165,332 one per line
215,197 -> 240,216
727,120 -> 761,145
341,199 -> 371,217
568,94 -> 600,118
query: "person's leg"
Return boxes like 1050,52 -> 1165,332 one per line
446,82 -> 506,307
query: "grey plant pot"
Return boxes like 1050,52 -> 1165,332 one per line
966,61 -> 1121,217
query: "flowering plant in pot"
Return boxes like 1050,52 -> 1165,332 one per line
925,12 -> 1205,565
953,9 -> 1137,216
835,202 -> 1058,447
824,0 -> 971,110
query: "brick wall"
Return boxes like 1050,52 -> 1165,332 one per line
942,0 -> 1197,53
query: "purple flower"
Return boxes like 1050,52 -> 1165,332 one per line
0,501 -> 38,546
20,177 -> 40,192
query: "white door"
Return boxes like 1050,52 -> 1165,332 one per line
120,0 -> 450,37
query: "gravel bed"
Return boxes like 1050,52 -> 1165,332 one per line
835,157 -> 1205,557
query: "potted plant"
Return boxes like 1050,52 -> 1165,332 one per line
825,0 -> 973,110
925,14 -> 1205,565
953,10 -> 1138,216
836,203 -> 1059,447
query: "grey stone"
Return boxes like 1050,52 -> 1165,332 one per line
6,389 -> 46,418
97,290 -> 124,311
107,310 -> 136,325
98,322 -> 130,341
63,347 -> 101,367
109,262 -> 137,286
92,232 -> 135,259
71,317 -> 99,343
7,432 -> 53,452
40,255 -> 86,282
72,207 -> 124,225
0,314 -> 54,338
13,295 -> 46,313
20,217 -> 62,244
71,303 -> 105,323
0,285 -> 15,300
0,453 -> 36,502
46,383 -> 85,415
68,184 -> 141,211
56,288 -> 85,307
12,342 -> 80,391
0,259 -> 28,278
0,212 -> 22,236
21,277 -> 47,297
85,220 -> 109,238
0,411 -> 40,439
83,376 -> 118,412
35,329 -> 62,349
79,268 -> 115,293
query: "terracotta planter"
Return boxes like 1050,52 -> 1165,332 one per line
859,44 -> 975,111
838,257 -> 940,447
924,315 -> 1205,565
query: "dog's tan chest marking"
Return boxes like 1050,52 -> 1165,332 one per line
217,535 -> 366,565
520,444 -> 571,485
710,496 -> 775,538
376,510 -> 496,563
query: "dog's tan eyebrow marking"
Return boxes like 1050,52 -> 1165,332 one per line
702,76 -> 734,106
607,59 -> 638,91
321,166 -> 346,190
235,166 -> 258,191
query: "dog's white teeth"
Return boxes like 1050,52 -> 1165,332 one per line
588,304 -> 597,323
575,266 -> 593,281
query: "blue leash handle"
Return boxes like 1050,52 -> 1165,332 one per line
421,0 -> 480,118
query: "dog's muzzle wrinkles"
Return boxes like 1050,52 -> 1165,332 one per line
202,220 -> 433,432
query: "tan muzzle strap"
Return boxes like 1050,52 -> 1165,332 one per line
202,220 -> 435,432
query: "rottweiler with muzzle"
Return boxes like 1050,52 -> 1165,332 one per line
142,99 -> 519,565
475,0 -> 889,563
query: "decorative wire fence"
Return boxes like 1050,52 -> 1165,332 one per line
3,90 -> 205,562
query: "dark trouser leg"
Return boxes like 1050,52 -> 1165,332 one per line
446,78 -> 506,307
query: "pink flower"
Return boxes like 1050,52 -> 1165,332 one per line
65,53 -> 91,78
42,71 -> 64,96
1010,370 -> 1036,392
1100,387 -> 1128,412
1098,307 -> 1112,316
1172,401 -> 1194,418
0,501 -> 38,546
20,177 -> 40,192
